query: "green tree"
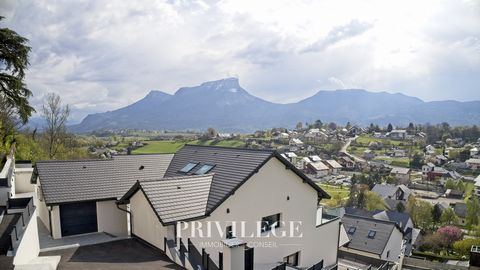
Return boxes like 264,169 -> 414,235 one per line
466,197 -> 480,227
364,191 -> 386,211
410,200 -> 434,230
432,204 -> 443,226
387,123 -> 393,132
295,122 -> 303,130
444,179 -> 456,190
0,17 -> 34,124
396,202 -> 406,213
440,208 -> 459,225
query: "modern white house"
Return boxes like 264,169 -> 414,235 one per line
119,145 -> 340,269
32,145 -> 341,269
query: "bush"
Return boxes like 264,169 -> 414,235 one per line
437,226 -> 463,247
453,238 -> 480,256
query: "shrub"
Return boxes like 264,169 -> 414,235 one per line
437,226 -> 463,247
453,238 -> 480,256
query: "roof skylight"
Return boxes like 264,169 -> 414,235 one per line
194,164 -> 215,175
179,162 -> 198,173
368,230 -> 376,239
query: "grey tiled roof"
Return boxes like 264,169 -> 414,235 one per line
342,214 -> 399,255
35,154 -> 173,204
138,174 -> 213,224
164,144 -> 329,213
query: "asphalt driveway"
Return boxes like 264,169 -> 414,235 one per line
40,238 -> 184,270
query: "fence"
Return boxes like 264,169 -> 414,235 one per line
185,238 -> 222,270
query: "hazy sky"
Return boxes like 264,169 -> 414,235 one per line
2,0 -> 480,123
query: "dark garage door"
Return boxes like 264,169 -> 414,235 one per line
60,201 -> 98,237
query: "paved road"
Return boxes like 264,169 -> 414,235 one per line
339,136 -> 367,163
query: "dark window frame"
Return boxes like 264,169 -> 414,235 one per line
226,225 -> 234,239
368,230 -> 376,239
283,251 -> 300,266
261,213 -> 281,233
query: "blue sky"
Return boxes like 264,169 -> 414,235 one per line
2,0 -> 480,123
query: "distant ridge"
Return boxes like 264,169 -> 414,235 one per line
70,78 -> 480,133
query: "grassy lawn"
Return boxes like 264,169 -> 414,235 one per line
319,184 -> 350,207
132,139 -> 245,154
373,156 -> 410,167
355,135 -> 405,146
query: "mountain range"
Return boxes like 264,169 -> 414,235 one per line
70,78 -> 480,133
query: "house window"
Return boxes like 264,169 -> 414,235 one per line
261,213 -> 281,233
194,164 -> 215,175
386,250 -> 390,258
368,230 -> 376,239
283,251 -> 299,266
179,162 -> 198,173
226,225 -> 234,239
347,226 -> 356,235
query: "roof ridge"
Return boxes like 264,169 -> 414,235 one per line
35,158 -> 113,163
139,173 -> 215,183
183,144 -> 275,152
343,213 -> 398,225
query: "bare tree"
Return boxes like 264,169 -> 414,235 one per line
42,93 -> 70,158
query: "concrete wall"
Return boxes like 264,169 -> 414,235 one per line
15,168 -> 34,193
177,158 -> 340,268
96,200 -> 128,237
34,178 -> 50,234
13,209 -> 40,265
130,191 -> 169,250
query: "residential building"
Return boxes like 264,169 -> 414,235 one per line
363,149 -> 376,160
422,162 -> 435,175
322,160 -> 343,175
371,184 -> 412,211
339,214 -> 404,264
389,167 -> 410,184
33,145 -> 341,269
466,158 -> 480,170
119,145 -> 339,269
306,161 -> 330,178
388,130 -> 407,140
453,203 -> 467,225
338,156 -> 355,169
425,145 -> 436,155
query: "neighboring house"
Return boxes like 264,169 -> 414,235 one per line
371,184 -> 412,211
289,138 -> 304,147
340,214 -> 404,264
389,167 -> 410,184
471,147 -> 479,157
425,145 -> 436,155
453,203 -> 467,225
119,145 -> 340,269
322,160 -> 343,175
435,155 -> 448,165
392,149 -> 406,158
388,130 -> 407,140
338,156 -> 355,169
281,152 -> 300,167
32,154 -> 174,239
306,161 -> 330,178
422,162 -> 435,175
466,158 -> 480,170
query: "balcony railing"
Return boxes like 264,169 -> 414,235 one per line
7,197 -> 35,253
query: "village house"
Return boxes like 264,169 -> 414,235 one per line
387,130 -> 407,140
363,149 -> 376,160
322,160 -> 343,175
339,214 -> 404,266
306,161 -> 330,178
32,145 -> 341,269
389,167 -> 411,185
466,158 -> 480,170
371,184 -> 412,211
338,156 -> 355,169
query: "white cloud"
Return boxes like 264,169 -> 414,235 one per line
1,0 -> 479,122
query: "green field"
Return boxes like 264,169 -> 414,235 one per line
373,156 -> 410,167
132,139 -> 245,154
319,184 -> 350,207
355,135 -> 404,146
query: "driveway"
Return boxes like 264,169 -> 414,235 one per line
40,238 -> 184,270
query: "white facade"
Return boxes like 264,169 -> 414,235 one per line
128,158 -> 340,268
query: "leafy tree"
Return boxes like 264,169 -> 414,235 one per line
364,191 -> 385,211
409,198 -> 433,230
436,226 -> 462,247
313,119 -> 322,128
345,122 -> 352,130
387,123 -> 393,132
0,17 -> 34,124
295,122 -> 303,130
204,127 -> 217,140
396,202 -> 406,213
444,179 -> 456,190
432,204 -> 443,225
42,93 -> 70,158
453,238 -> 480,256
440,208 -> 459,225
466,196 -> 480,227
409,153 -> 423,169
328,122 -> 337,130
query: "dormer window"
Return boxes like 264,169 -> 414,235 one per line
179,162 -> 198,173
194,164 -> 215,175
